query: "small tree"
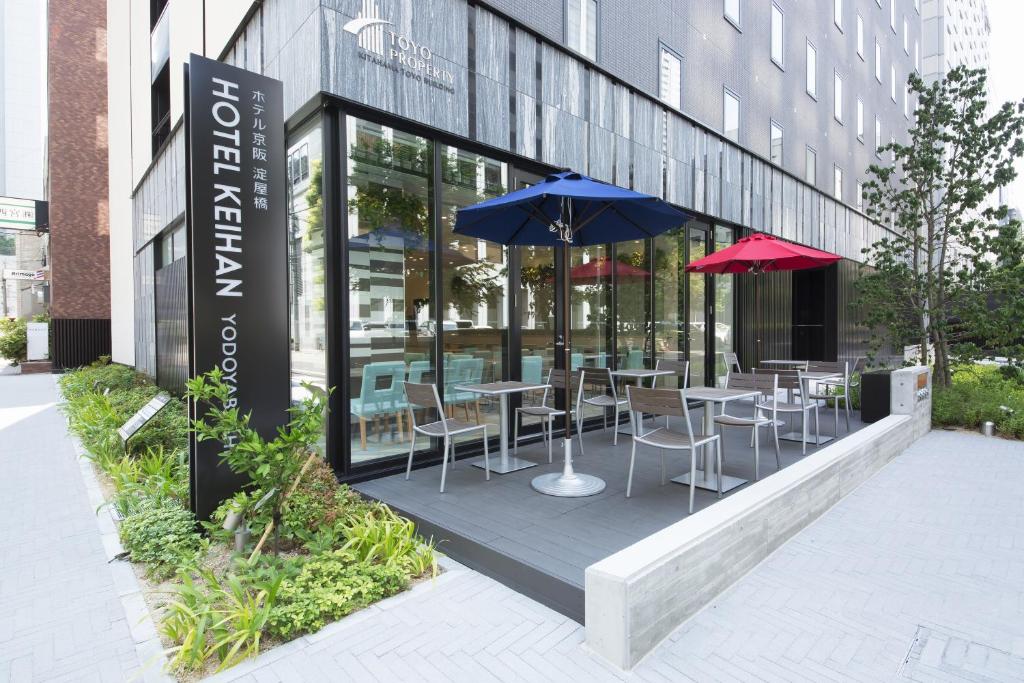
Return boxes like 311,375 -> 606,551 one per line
186,367 -> 331,554
858,66 -> 1024,386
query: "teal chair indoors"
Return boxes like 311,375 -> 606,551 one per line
521,355 -> 543,385
445,357 -> 484,421
351,361 -> 406,451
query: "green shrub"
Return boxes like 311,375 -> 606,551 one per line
105,386 -> 189,454
59,359 -> 150,400
119,498 -> 207,579
280,458 -> 370,540
0,317 -> 28,363
267,551 -> 407,639
932,364 -> 1024,438
340,503 -> 437,577
108,447 -> 190,517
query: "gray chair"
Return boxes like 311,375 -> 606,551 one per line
577,367 -> 628,455
722,351 -> 742,374
653,358 -> 690,429
806,361 -> 850,434
755,369 -> 820,454
403,382 -> 490,493
513,369 -> 582,463
625,386 -> 723,513
717,372 -> 781,480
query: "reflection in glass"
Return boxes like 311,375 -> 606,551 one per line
570,244 -> 611,373
346,118 -> 434,465
287,118 -> 326,418
688,227 -> 708,387
653,227 -> 686,389
615,240 -> 650,370
440,146 -> 509,440
713,226 -> 735,386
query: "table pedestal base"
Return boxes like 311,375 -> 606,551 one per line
470,457 -> 537,474
672,471 -> 748,493
531,472 -> 606,497
778,431 -> 834,446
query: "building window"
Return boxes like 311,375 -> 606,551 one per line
287,143 -> 310,188
567,0 -> 597,60
904,84 -> 910,118
915,40 -> 920,71
891,63 -> 897,101
770,120 -> 783,164
834,165 -> 843,201
806,40 -> 817,98
891,135 -> 896,162
158,223 -> 186,268
856,14 -> 864,58
659,44 -> 682,109
834,71 -> 843,123
857,98 -> 864,140
856,180 -> 864,209
875,40 -> 882,81
915,0 -> 920,12
805,147 -> 816,184
834,0 -> 843,31
903,16 -> 909,53
890,0 -> 896,31
723,88 -> 740,141
771,3 -> 784,67
724,0 -> 740,28
875,116 -> 882,155
150,64 -> 171,155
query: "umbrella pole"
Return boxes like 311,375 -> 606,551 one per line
531,200 -> 606,498
754,272 -> 761,368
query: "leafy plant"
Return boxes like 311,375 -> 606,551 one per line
58,358 -> 149,400
932,364 -> 1024,438
119,498 -> 207,580
186,367 -> 331,555
267,551 -> 408,639
340,503 -> 437,577
0,317 -> 28,363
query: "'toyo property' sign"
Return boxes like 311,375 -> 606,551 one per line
184,54 -> 289,522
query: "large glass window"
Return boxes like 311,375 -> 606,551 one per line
567,0 -> 597,60
519,243 -> 555,381
771,4 -> 784,67
287,118 -> 325,416
713,226 -> 734,387
615,240 -> 650,371
570,244 -> 611,374
686,227 -> 708,388
346,117 -> 434,465
653,228 -> 686,388
440,146 -> 510,440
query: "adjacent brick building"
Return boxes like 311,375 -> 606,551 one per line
47,0 -> 111,368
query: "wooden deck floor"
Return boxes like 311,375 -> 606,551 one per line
356,402 -> 867,621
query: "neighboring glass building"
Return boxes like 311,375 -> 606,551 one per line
110,0 -> 921,482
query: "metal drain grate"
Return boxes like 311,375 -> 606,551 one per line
898,625 -> 1024,681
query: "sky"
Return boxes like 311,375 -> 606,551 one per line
986,0 -> 1024,209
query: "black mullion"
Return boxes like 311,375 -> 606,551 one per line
610,241 -> 618,371
431,141 -> 444,457
323,102 -> 346,476
646,237 -> 655,367
705,228 -> 715,387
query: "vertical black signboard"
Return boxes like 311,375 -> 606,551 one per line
184,54 -> 289,521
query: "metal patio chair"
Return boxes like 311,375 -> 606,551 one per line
756,369 -> 820,455
513,368 -> 582,463
625,385 -> 723,513
403,381 -> 490,493
653,358 -> 689,428
722,351 -> 742,374
806,360 -> 850,435
717,372 -> 781,480
577,367 -> 628,455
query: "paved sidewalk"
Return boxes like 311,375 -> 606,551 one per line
0,373 -> 152,682
211,429 -> 1024,682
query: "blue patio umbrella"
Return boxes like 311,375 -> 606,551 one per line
455,171 -> 689,497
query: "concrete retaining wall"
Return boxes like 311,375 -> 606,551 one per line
584,366 -> 932,670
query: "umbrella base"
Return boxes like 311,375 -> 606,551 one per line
531,472 -> 606,497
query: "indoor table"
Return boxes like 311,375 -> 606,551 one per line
671,386 -> 760,493
454,381 -> 549,474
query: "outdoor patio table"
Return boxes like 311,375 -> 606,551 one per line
453,381 -> 550,474
761,359 -> 808,367
670,386 -> 760,493
610,368 -> 675,435
777,370 -> 844,446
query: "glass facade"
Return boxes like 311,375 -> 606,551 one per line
281,111 -> 743,477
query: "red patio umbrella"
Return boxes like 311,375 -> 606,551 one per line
685,232 -> 841,365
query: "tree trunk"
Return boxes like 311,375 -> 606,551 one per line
932,328 -> 952,388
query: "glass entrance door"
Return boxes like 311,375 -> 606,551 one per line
686,225 -> 709,387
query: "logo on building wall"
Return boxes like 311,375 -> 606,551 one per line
342,0 -> 455,94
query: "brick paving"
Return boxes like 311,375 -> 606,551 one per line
0,373 -> 158,682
